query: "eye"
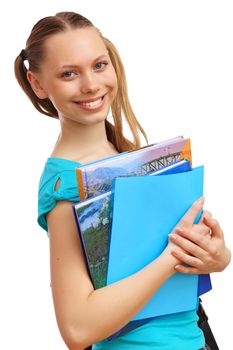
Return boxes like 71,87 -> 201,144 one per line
61,71 -> 76,78
94,61 -> 109,70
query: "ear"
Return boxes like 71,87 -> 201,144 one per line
26,71 -> 48,99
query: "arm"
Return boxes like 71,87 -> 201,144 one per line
48,198 -> 204,349
48,200 -> 178,349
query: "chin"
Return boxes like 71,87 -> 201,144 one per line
78,113 -> 108,126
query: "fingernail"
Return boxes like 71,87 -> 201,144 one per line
169,233 -> 177,240
197,196 -> 205,205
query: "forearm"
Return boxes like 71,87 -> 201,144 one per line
72,251 -> 178,347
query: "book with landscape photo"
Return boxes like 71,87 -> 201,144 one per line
76,136 -> 192,201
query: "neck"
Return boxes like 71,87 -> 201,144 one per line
52,118 -> 118,163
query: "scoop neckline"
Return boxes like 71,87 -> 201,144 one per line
47,157 -> 82,165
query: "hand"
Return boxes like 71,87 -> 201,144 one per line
169,212 -> 231,274
164,197 -> 205,261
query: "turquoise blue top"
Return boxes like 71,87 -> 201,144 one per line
37,157 -> 205,350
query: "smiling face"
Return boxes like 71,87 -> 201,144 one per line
27,27 -> 118,126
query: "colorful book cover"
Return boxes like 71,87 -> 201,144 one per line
73,159 -> 191,289
76,136 -> 192,201
107,166 -> 204,321
73,191 -> 113,289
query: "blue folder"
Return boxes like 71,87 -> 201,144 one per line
149,163 -> 211,297
107,166 -> 205,321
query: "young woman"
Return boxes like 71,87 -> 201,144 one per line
14,11 -> 231,350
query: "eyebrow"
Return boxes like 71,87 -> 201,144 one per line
57,53 -> 109,70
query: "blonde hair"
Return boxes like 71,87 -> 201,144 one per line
14,11 -> 148,152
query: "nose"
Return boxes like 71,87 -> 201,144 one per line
79,72 -> 100,94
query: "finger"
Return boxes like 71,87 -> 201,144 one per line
178,197 -> 205,228
174,264 -> 200,274
171,249 -> 204,269
192,222 -> 211,236
169,230 -> 208,258
203,217 -> 224,238
198,210 -> 212,232
175,226 -> 211,249
199,210 -> 212,224
201,210 -> 212,220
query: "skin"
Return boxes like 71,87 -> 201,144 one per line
26,27 -> 231,348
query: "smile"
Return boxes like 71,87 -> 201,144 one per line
74,94 -> 106,111
78,97 -> 103,107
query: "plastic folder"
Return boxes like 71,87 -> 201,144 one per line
107,166 -> 204,320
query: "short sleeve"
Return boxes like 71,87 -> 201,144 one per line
38,167 -> 80,234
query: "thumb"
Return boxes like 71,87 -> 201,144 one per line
203,216 -> 223,238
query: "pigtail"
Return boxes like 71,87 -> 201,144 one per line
14,53 -> 58,118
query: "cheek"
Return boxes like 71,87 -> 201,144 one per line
104,66 -> 118,88
50,83 -> 75,101
47,86 -> 68,110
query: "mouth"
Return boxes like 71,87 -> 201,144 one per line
74,93 -> 106,110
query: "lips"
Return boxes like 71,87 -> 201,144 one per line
76,93 -> 106,104
78,96 -> 103,107
74,94 -> 106,111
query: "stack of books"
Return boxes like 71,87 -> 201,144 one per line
72,136 -> 211,339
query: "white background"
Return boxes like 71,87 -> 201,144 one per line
1,0 -> 233,349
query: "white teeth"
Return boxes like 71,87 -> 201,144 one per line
79,97 -> 102,107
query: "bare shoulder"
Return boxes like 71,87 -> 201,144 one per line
47,200 -> 82,258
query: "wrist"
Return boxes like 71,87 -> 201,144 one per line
159,246 -> 181,271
